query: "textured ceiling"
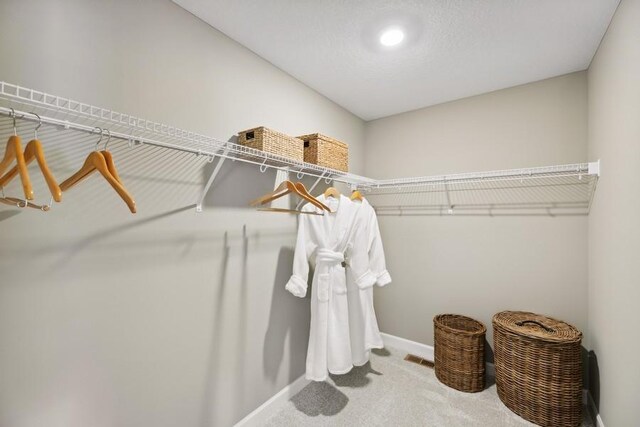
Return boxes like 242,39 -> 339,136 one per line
173,0 -> 619,120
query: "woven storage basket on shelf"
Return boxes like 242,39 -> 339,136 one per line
297,133 -> 349,172
434,314 -> 486,393
237,127 -> 303,163
493,311 -> 583,427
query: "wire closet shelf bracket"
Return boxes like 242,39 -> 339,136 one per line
0,81 -> 600,215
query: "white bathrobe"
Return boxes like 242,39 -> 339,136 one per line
347,197 -> 391,366
286,195 -> 376,381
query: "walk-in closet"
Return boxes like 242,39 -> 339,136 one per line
0,1 -> 637,426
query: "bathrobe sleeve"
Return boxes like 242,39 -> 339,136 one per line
349,217 -> 378,290
285,211 -> 316,298
368,208 -> 392,287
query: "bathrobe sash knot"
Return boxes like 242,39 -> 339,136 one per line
315,249 -> 346,302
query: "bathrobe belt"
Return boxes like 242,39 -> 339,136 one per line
315,249 -> 347,302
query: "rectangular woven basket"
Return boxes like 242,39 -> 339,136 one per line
433,314 -> 486,393
297,133 -> 348,172
237,127 -> 303,163
493,311 -> 583,427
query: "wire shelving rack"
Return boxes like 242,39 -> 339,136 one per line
363,162 -> 599,215
0,81 -> 599,214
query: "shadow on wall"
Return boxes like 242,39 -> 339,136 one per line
22,204 -> 198,275
484,337 -> 495,365
0,210 -> 21,222
233,225 -> 250,416
200,135 -> 336,211
588,350 -> 600,411
200,231 -> 231,427
263,247 -> 310,385
201,136 -> 281,210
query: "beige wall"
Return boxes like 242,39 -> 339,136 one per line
0,1 -> 635,426
365,73 -> 589,361
0,1 -> 364,427
587,0 -> 640,425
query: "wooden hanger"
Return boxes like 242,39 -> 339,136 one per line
0,115 -> 62,202
100,130 -> 123,183
250,180 -> 330,212
101,150 -> 122,182
294,182 -> 331,211
256,207 -> 324,215
0,135 -> 34,201
250,180 -> 327,211
323,186 -> 340,199
251,181 -> 285,204
60,151 -> 136,213
249,180 -> 292,206
350,189 -> 364,201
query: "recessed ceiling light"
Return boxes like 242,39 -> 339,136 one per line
379,28 -> 405,47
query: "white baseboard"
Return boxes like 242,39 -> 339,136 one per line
381,332 -> 496,377
380,332 -> 434,361
234,374 -> 310,427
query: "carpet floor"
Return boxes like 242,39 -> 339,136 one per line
265,346 -> 594,427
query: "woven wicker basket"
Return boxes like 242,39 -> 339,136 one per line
434,314 -> 486,393
297,133 -> 348,172
237,127 -> 303,162
493,311 -> 583,427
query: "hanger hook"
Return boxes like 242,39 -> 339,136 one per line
103,129 -> 112,151
94,127 -> 103,151
297,170 -> 304,180
324,176 -> 332,184
42,195 -> 53,211
9,108 -> 16,136
128,122 -> 136,149
259,159 -> 268,173
31,112 -> 41,139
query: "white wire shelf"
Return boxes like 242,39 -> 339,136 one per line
0,81 -> 374,187
363,162 -> 599,215
0,81 -> 600,215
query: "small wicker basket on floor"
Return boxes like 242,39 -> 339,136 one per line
297,133 -> 348,172
434,314 -> 486,393
237,127 -> 303,162
493,311 -> 583,427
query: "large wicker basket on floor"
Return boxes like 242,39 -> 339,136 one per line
297,133 -> 349,172
493,311 -> 583,427
237,127 -> 304,162
434,314 -> 486,393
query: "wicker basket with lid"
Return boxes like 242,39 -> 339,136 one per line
493,311 -> 583,427
237,127 -> 303,162
297,133 -> 348,172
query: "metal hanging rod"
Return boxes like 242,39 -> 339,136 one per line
0,81 -> 600,214
364,163 -> 599,215
361,162 -> 599,191
0,105 -> 216,156
0,81 -> 374,187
